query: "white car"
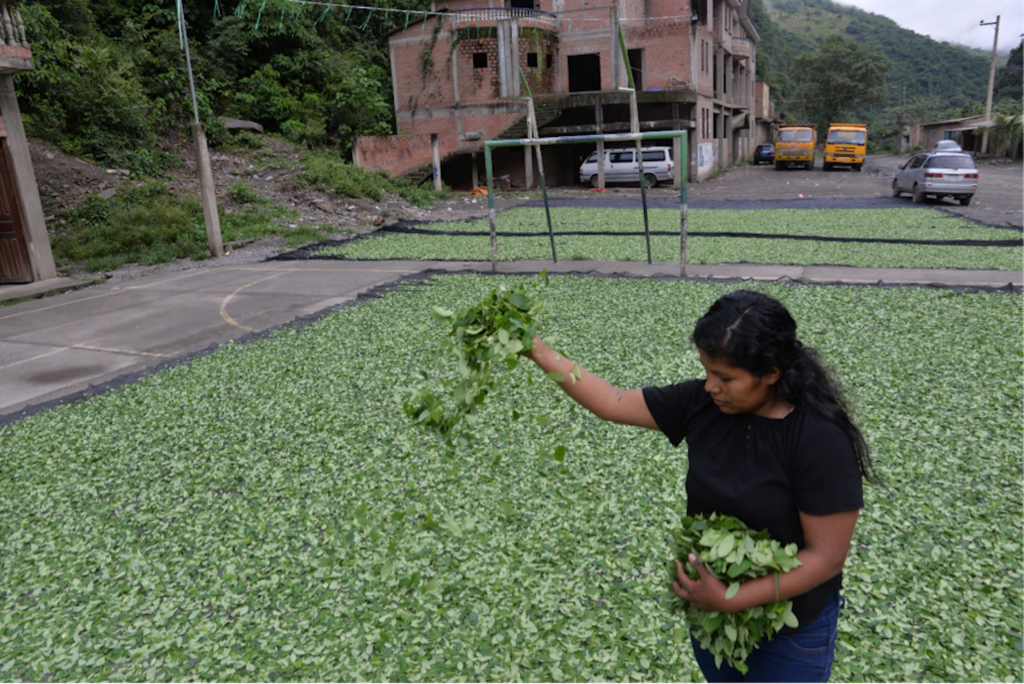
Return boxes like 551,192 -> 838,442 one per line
933,140 -> 963,152
580,146 -> 674,188
892,152 -> 978,206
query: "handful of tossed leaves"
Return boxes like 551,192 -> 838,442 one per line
401,275 -> 545,448
667,513 -> 802,674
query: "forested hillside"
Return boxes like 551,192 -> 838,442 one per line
753,0 -> 1021,150
15,0 -> 425,172
12,0 -> 1023,171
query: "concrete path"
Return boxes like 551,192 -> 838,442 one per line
1,259 -> 1020,421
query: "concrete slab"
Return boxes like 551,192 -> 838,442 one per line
0,343 -> 150,415
0,276 -> 94,302
0,262 -> 426,417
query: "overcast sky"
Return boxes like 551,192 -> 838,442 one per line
834,0 -> 1023,54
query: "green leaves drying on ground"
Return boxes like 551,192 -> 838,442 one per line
0,275 -> 1020,682
667,513 -> 802,674
401,275 -> 545,448
313,207 -> 1022,270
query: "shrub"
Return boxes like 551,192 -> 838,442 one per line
297,152 -> 452,206
226,182 -> 268,206
226,130 -> 264,150
296,152 -> 388,202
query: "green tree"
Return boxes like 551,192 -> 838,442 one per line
16,0 -> 416,164
791,34 -> 891,132
983,112 -> 1023,160
994,39 -> 1023,104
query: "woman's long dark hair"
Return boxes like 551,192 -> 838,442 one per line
692,289 -> 880,484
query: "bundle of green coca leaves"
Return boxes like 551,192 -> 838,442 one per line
401,274 -> 546,449
666,512 -> 802,674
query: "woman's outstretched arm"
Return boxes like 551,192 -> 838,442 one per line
527,337 -> 660,430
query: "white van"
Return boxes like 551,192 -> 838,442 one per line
579,146 -> 674,188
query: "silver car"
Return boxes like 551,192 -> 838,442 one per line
892,152 -> 979,206
579,147 -> 674,188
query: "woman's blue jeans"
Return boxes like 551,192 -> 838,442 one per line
690,592 -> 843,683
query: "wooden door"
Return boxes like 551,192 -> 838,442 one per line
0,139 -> 33,284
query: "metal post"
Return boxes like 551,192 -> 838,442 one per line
484,146 -> 498,271
528,98 -> 557,263
619,25 -> 652,264
484,129 -> 688,272
679,131 -> 689,277
633,91 -> 652,265
596,104 -> 606,189
980,15 -> 1000,155
520,68 -> 557,262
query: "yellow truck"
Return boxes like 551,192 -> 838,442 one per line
774,124 -> 817,170
823,123 -> 867,172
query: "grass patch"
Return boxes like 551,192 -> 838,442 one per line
297,151 -> 453,208
312,207 -> 1023,270
50,181 -> 321,272
50,182 -> 211,272
0,276 -> 1020,681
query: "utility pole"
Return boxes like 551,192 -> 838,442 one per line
979,15 -> 1000,155
177,0 -> 223,257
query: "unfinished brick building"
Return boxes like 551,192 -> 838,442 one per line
353,0 -> 761,187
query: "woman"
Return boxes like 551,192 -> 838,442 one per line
526,289 -> 876,683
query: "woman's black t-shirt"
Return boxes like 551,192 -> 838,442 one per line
643,379 -> 864,627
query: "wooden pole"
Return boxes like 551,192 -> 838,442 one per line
980,16 -> 1000,154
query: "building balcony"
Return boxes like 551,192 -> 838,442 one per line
453,7 -> 559,33
0,1 -> 32,75
732,36 -> 753,61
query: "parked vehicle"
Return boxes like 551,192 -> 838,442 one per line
774,124 -> 816,169
933,139 -> 963,152
579,146 -> 674,188
753,144 -> 776,165
823,123 -> 867,171
892,152 -> 978,205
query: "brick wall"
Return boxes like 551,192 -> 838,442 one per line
391,21 -> 559,114
356,108 -> 524,177
391,18 -> 455,117
354,134 -> 435,174
694,26 -> 713,95
621,20 -> 692,91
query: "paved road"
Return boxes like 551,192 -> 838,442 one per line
1,258 -> 1020,422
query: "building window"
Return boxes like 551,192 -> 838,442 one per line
527,52 -> 538,68
546,53 -> 553,69
473,52 -> 488,69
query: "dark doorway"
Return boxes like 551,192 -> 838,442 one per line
627,49 -> 643,90
568,54 -> 601,92
0,139 -> 32,284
